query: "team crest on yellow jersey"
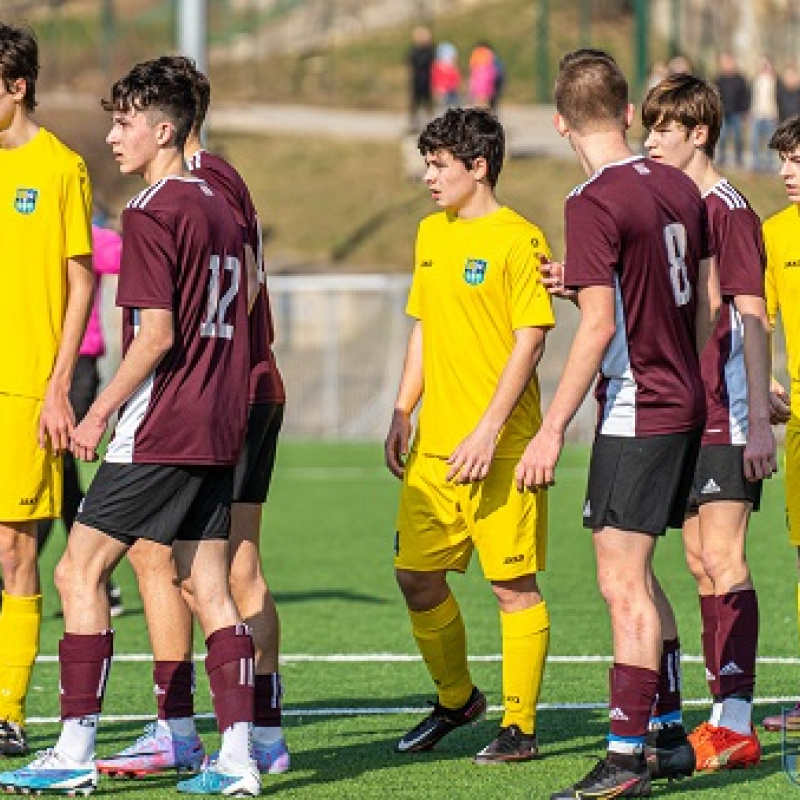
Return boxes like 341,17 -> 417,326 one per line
14,188 -> 38,214
464,257 -> 488,285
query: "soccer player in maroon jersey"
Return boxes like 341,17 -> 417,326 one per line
0,60 -> 260,797
515,50 -> 720,799
96,56 -> 289,781
643,73 -> 775,774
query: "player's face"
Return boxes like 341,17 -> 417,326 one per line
106,108 -> 160,177
778,147 -> 800,204
423,149 -> 478,213
644,120 -> 696,170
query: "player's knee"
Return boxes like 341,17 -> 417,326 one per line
395,568 -> 447,609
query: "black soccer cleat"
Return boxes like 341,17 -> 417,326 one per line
550,755 -> 651,799
395,687 -> 486,753
0,719 -> 28,757
645,724 -> 695,781
474,724 -> 538,764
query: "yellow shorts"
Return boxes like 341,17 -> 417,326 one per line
0,393 -> 61,521
787,420 -> 800,546
394,451 -> 547,581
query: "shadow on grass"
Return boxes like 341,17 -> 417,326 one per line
272,589 -> 389,605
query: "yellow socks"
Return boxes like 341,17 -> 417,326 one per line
409,593 -> 473,710
0,592 -> 42,726
501,601 -> 550,734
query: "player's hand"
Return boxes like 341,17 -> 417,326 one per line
385,408 -> 412,479
743,417 -> 777,481
540,257 -> 577,302
446,425 -> 497,484
769,378 -> 791,425
515,425 -> 563,491
70,410 -> 107,462
39,379 -> 75,454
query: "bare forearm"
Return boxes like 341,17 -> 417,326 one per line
740,305 -> 773,424
394,321 -> 424,414
50,257 -> 93,388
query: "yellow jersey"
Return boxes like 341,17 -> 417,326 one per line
764,204 -> 800,416
408,206 -> 555,458
0,128 -> 92,399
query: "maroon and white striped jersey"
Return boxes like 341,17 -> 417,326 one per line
106,176 -> 249,465
700,179 -> 766,445
564,156 -> 711,436
187,150 -> 285,405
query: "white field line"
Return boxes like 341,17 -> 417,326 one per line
24,696 -> 800,726
32,652 -> 800,665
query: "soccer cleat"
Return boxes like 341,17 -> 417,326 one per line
645,724 -> 695,781
550,756 -> 651,799
96,721 -> 205,777
0,748 -> 97,796
474,724 -> 538,764
0,719 -> 28,757
176,755 -> 260,796
692,724 -> 761,771
763,702 -> 800,732
253,738 -> 290,774
395,686 -> 487,753
687,720 -> 713,748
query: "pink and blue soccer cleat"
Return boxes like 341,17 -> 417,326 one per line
254,738 -> 290,775
0,747 -> 97,796
176,754 -> 260,796
96,721 -> 205,777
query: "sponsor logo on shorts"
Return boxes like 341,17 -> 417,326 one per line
503,554 -> 524,564
19,496 -> 37,506
464,258 -> 488,285
701,478 -> 722,494
420,259 -> 433,268
785,259 -> 800,269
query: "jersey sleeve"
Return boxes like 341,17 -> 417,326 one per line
563,194 -> 619,289
406,224 -> 424,320
116,208 -> 177,311
715,207 -> 765,298
763,221 -> 780,326
63,156 -> 93,260
507,228 -> 555,331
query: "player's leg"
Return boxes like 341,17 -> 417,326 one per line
0,394 -> 58,757
96,539 -> 201,778
394,452 -> 484,754
228,402 -> 288,774
473,458 -> 548,764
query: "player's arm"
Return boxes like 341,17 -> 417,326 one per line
515,285 -> 616,490
70,308 -> 174,462
39,254 -> 94,453
385,320 -> 424,479
735,293 -> 777,479
695,254 -> 722,353
245,243 -> 259,313
446,326 -> 547,483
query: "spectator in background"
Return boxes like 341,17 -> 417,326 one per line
715,52 -> 750,168
36,214 -> 124,617
750,57 -> 778,172
668,54 -> 694,76
647,60 -> 670,91
407,26 -> 435,132
469,43 -> 496,108
484,42 -> 506,112
431,42 -> 460,111
777,62 -> 800,122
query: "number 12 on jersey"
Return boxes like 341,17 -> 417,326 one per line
201,255 -> 241,339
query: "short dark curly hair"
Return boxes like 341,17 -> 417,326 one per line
770,115 -> 800,156
0,22 -> 39,113
418,107 -> 505,188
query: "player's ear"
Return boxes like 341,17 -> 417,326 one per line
155,120 -> 175,147
692,124 -> 710,149
624,103 -> 635,130
471,155 -> 489,182
554,112 -> 569,138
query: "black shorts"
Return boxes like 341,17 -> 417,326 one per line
233,402 -> 284,504
583,430 -> 702,536
76,462 -> 233,547
687,443 -> 763,513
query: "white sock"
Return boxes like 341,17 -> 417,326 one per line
253,725 -> 283,745
162,716 -> 196,738
709,701 -> 723,726
57,716 -> 99,764
718,697 -> 753,735
219,721 -> 255,769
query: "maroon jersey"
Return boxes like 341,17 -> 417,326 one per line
187,150 -> 285,405
701,180 -> 766,445
105,176 -> 249,465
564,156 -> 710,436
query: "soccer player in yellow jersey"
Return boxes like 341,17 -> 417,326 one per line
0,23 -> 93,756
760,116 -> 800,732
384,107 -> 555,763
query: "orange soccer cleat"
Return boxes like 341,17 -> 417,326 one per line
692,724 -> 761,771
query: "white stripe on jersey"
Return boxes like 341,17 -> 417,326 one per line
723,302 -> 748,444
599,274 -> 638,436
127,176 -> 207,209
567,155 -> 646,198
706,179 -> 747,210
